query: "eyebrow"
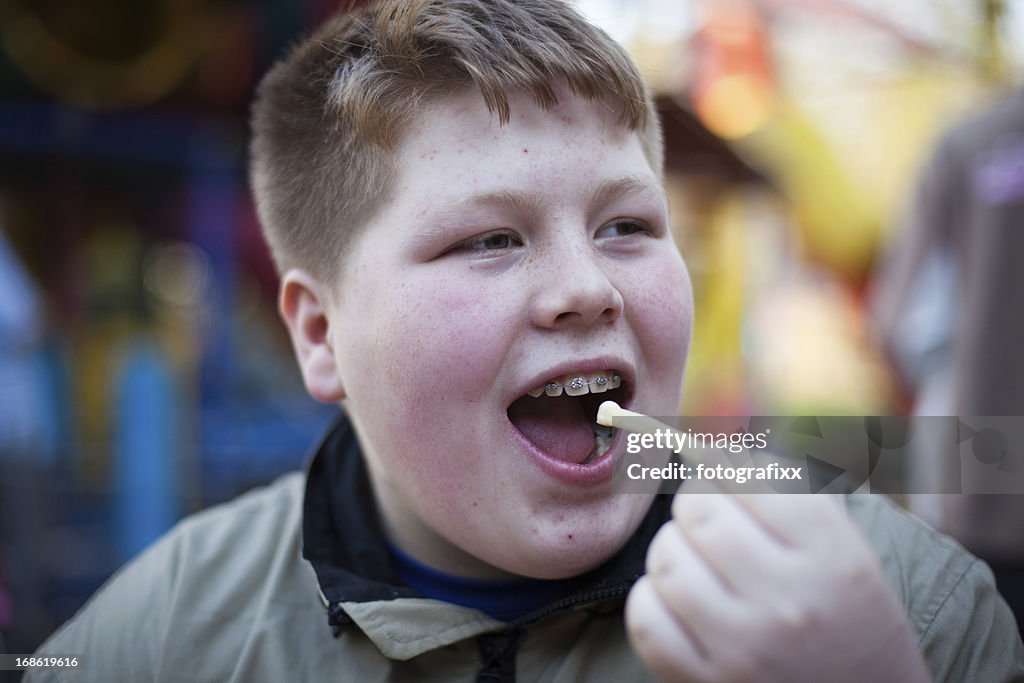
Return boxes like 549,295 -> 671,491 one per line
430,173 -> 665,217
588,174 -> 666,208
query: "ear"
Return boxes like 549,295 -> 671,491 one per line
278,270 -> 346,402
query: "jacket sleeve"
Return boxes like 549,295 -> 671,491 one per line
23,531 -> 181,683
918,557 -> 1024,683
845,495 -> 1024,682
23,474 -> 311,683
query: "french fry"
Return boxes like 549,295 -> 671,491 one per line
596,400 -> 676,434
597,400 -> 755,494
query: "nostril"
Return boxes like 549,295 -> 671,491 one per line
553,310 -> 581,325
531,271 -> 623,329
551,305 -> 618,327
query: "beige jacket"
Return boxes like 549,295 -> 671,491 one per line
27,417 -> 1024,682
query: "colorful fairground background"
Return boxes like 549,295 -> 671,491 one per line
1,0 -> 1022,661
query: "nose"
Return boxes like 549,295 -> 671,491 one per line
529,243 -> 624,329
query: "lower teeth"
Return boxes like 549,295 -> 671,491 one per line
582,423 -> 615,464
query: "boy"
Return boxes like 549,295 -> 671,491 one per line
29,1 -> 1023,681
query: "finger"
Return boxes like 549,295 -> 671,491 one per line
671,493 -> 789,594
626,576 -> 712,683
730,493 -> 849,548
645,520 -> 743,652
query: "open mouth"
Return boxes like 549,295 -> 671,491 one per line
507,370 -> 630,465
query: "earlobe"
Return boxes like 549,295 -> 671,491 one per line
278,270 -> 346,402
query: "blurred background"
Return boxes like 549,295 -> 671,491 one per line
0,0 -> 1021,659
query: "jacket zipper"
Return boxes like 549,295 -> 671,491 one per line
510,580 -> 637,628
475,580 -> 638,682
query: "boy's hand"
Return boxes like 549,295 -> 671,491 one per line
625,494 -> 932,683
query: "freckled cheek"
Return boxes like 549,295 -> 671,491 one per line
343,279 -> 513,493
627,260 -> 693,369
366,277 -> 517,413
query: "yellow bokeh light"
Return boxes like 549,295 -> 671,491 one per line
695,73 -> 773,139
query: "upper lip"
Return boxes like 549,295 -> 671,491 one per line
507,356 -> 636,408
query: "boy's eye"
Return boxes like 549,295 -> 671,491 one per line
454,231 -> 523,252
595,219 -> 651,239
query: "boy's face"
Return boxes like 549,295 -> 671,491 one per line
319,88 -> 691,579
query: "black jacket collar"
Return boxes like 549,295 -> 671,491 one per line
302,411 -> 672,628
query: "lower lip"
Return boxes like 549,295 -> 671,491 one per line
508,421 -> 624,487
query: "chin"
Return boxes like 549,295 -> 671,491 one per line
497,496 -> 649,580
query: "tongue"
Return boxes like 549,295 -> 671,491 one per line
508,395 -> 595,464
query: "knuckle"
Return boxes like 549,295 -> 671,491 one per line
776,600 -> 813,634
672,491 -> 715,524
646,523 -> 680,578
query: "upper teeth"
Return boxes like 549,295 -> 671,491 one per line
527,370 -> 622,398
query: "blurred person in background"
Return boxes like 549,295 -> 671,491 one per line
0,219 -> 52,653
0,225 -> 48,460
874,87 -> 1024,631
